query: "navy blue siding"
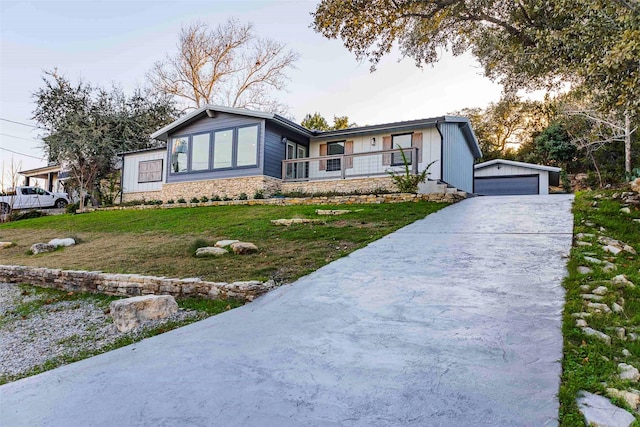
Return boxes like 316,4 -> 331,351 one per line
166,113 -> 265,183
440,123 -> 474,193
264,123 -> 310,179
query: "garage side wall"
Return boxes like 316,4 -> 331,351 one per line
441,123 -> 474,193
475,164 -> 549,194
122,150 -> 166,196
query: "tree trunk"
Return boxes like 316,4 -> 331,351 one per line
625,111 -> 631,176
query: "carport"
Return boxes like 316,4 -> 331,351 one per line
474,159 -> 561,196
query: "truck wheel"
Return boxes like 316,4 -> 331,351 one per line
0,203 -> 10,214
54,199 -> 68,209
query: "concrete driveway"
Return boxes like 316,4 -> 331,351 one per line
0,195 -> 574,426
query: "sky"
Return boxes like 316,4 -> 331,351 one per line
0,0 -> 503,186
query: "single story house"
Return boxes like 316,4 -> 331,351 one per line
474,159 -> 561,196
120,105 -> 482,202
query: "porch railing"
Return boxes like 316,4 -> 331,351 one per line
281,147 -> 418,182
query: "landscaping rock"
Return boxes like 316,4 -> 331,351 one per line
195,247 -> 228,257
631,178 -> 640,193
577,233 -> 596,239
604,245 -> 623,256
615,327 -> 626,340
612,275 -> 635,289
214,240 -> 239,248
572,312 -> 592,318
587,302 -> 612,314
576,241 -> 593,247
592,286 -> 609,296
30,243 -> 56,255
606,388 -> 640,411
584,256 -> 603,264
619,363 -> 640,382
622,349 -> 632,357
0,242 -> 14,249
109,295 -> 178,333
315,209 -> 352,216
271,218 -> 325,226
576,319 -> 588,328
48,238 -> 76,248
578,266 -> 593,274
620,207 -> 631,214
230,242 -> 258,254
603,261 -> 617,272
580,285 -> 592,292
623,245 -> 637,255
583,327 -> 612,345
581,294 -> 604,301
577,390 -> 635,427
612,303 -> 624,313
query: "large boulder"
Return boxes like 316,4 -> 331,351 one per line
195,246 -> 228,257
215,239 -> 239,248
230,241 -> 258,254
30,243 -> 56,255
0,242 -> 14,249
109,295 -> 178,333
48,238 -> 76,248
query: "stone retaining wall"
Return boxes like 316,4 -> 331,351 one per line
281,177 -> 397,195
80,192 -> 464,213
122,190 -> 163,203
0,265 -> 275,302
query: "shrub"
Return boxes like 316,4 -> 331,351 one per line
190,197 -> 200,203
238,193 -> 248,200
200,196 -> 209,203
386,146 -> 435,193
177,198 -> 187,204
222,195 -> 232,201
65,202 -> 80,214
10,210 -> 48,222
253,190 -> 265,199
166,199 -> 175,204
211,195 -> 221,202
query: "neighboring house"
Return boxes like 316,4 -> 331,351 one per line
120,105 -> 482,202
19,164 -> 69,193
474,159 -> 561,196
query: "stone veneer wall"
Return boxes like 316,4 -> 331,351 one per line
0,265 -> 275,302
160,175 -> 282,202
281,176 -> 398,195
122,190 -> 163,203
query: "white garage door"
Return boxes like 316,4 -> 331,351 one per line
474,175 -> 539,196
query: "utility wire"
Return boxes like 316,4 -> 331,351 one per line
0,117 -> 45,130
0,146 -> 45,160
0,132 -> 44,144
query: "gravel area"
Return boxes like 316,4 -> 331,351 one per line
0,283 -> 200,381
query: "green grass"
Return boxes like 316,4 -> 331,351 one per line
0,202 -> 447,283
560,191 -> 640,425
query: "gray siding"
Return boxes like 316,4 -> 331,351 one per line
264,123 -> 310,179
440,123 -> 474,193
166,113 -> 265,183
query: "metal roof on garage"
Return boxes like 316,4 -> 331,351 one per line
474,159 -> 561,173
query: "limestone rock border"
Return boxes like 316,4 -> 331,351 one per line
79,192 -> 464,214
0,265 -> 275,302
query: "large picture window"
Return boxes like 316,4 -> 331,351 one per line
214,129 -> 233,169
171,137 -> 188,173
191,133 -> 210,171
237,126 -> 258,167
169,124 -> 260,174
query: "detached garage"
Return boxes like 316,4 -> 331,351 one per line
474,159 -> 561,196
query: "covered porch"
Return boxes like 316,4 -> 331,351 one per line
19,164 -> 67,192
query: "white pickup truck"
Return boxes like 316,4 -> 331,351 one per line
0,186 -> 70,214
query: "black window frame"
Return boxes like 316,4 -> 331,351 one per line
391,133 -> 413,166
326,140 -> 345,172
138,159 -> 164,183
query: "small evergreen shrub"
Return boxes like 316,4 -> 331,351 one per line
253,190 -> 265,199
211,195 -> 222,202
65,202 -> 80,214
177,198 -> 187,204
190,197 -> 200,204
238,193 -> 248,200
200,196 -> 209,203
166,199 -> 175,204
222,195 -> 232,201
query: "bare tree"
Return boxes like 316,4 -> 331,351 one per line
147,19 -> 300,113
563,107 -> 637,185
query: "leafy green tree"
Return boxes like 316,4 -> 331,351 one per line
532,122 -> 578,168
33,70 -> 178,209
301,112 -> 356,131
312,0 -> 639,116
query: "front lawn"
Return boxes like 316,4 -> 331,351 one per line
560,191 -> 640,425
0,202 -> 447,283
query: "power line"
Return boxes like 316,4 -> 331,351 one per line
0,117 -> 45,130
0,132 -> 44,144
0,146 -> 45,160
